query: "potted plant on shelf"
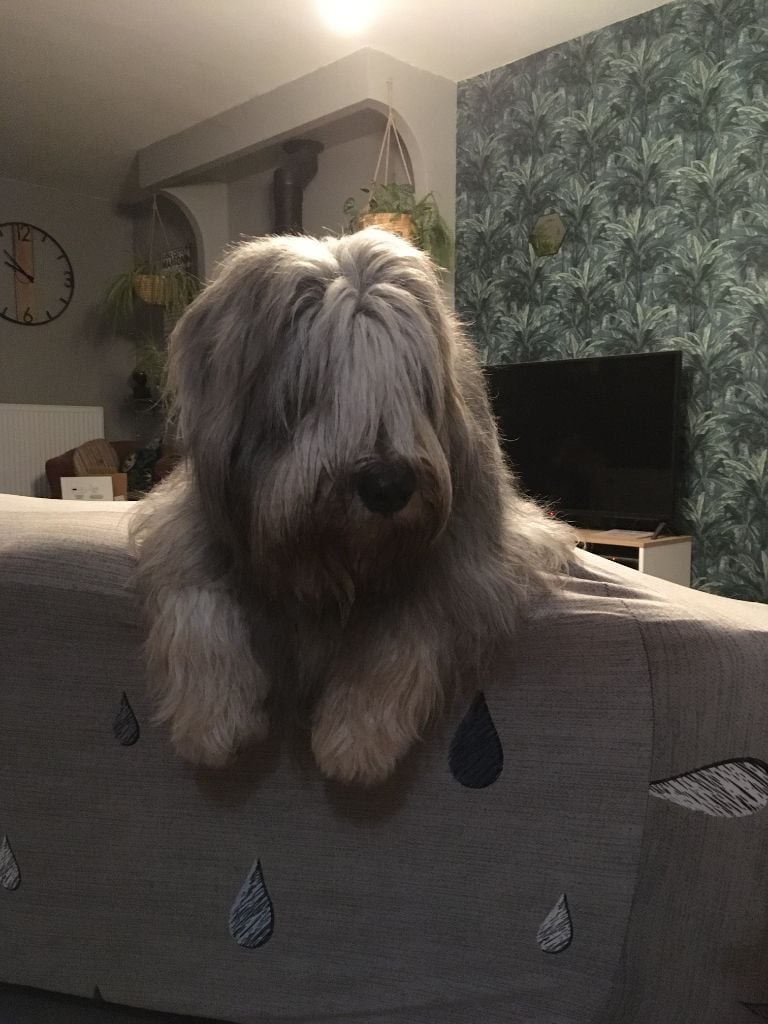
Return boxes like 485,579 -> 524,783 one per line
127,335 -> 171,407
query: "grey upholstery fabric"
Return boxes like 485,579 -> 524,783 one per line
0,494 -> 767,1023
580,558 -> 768,1023
0,982 -> 228,1023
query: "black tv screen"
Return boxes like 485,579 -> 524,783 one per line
483,351 -> 683,529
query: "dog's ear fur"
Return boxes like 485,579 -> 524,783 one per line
166,240 -> 315,556
168,246 -> 272,459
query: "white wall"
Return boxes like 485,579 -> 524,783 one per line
227,126 -> 409,242
228,169 -> 273,243
304,128 -> 409,238
139,49 -> 456,277
0,176 -> 139,440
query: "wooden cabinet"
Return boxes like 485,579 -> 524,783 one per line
575,529 -> 692,587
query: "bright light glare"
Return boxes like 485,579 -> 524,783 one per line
315,0 -> 379,35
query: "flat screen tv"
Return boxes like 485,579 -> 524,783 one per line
483,350 -> 683,530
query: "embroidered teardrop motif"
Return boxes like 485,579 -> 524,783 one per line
229,859 -> 274,948
449,691 -> 504,788
649,758 -> 768,817
742,1004 -> 768,1019
0,836 -> 21,891
113,692 -> 140,746
537,894 -> 573,953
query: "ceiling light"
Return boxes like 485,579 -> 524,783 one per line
315,0 -> 379,36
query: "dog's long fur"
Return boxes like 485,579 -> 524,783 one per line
131,229 -> 573,784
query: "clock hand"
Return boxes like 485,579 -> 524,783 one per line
5,262 -> 35,283
3,251 -> 34,283
4,260 -> 33,279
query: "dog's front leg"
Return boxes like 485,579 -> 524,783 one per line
149,582 -> 270,767
133,478 -> 270,767
310,611 -> 445,786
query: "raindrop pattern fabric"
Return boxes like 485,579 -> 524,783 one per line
229,859 -> 274,949
649,759 -> 768,817
537,894 -> 573,954
3,688 -> 768,1015
112,692 -> 140,746
0,836 -> 20,891
449,692 -> 504,788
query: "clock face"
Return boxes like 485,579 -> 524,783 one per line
0,222 -> 74,326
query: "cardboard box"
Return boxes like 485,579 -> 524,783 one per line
60,474 -> 128,501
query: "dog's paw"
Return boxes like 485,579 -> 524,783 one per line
311,718 -> 401,786
172,731 -> 235,768
170,708 -> 269,769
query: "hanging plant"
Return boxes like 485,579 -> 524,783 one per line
343,98 -> 453,270
104,262 -> 199,333
103,197 -> 200,330
102,197 -> 201,406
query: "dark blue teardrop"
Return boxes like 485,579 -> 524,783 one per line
742,1005 -> 768,1020
113,692 -> 140,746
449,691 -> 504,788
229,859 -> 274,948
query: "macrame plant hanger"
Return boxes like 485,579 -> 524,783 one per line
134,196 -> 173,308
135,195 -> 193,339
146,197 -> 172,275
371,83 -> 412,194
358,82 -> 415,242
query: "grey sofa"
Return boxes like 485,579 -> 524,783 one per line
1,492 -> 768,1024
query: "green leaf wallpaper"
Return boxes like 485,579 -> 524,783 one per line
456,0 -> 768,599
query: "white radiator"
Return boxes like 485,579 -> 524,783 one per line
0,403 -> 105,497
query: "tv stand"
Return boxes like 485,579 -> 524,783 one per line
574,529 -> 692,587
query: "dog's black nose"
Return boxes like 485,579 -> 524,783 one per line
355,461 -> 416,515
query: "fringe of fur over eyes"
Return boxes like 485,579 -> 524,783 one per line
131,228 -> 574,785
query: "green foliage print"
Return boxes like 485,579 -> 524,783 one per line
456,0 -> 768,600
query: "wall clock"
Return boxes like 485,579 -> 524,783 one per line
0,222 -> 74,326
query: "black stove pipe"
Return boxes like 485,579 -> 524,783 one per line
272,139 -> 325,234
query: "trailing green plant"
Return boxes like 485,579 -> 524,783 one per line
103,262 -> 200,337
103,257 -> 200,408
131,335 -> 170,409
102,196 -> 201,407
344,182 -> 454,270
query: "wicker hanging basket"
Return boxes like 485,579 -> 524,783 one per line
133,274 -> 169,306
357,212 -> 414,241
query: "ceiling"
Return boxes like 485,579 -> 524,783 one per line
2,0 -> 671,200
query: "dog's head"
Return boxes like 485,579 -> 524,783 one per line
168,229 -> 502,607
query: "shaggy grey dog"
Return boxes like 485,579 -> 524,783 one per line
132,229 -> 573,785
